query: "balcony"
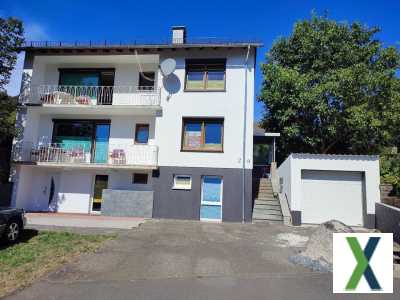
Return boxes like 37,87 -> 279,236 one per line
23,85 -> 162,115
13,142 -> 158,170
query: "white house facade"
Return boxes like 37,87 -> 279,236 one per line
10,27 -> 261,222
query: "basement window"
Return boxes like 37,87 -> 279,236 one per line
133,173 -> 148,184
173,175 -> 192,190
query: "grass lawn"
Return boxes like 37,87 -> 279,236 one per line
0,229 -> 114,297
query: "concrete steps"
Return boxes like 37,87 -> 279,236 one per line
252,178 -> 283,223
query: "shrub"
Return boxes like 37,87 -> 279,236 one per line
380,154 -> 400,196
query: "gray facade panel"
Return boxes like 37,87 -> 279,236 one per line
102,189 -> 153,218
364,213 -> 375,229
152,167 -> 252,222
291,210 -> 302,226
376,203 -> 400,243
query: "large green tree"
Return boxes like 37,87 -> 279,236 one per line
0,17 -> 24,91
0,17 -> 24,183
0,17 -> 24,142
259,14 -> 400,160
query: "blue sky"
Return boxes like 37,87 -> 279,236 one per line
1,0 -> 400,121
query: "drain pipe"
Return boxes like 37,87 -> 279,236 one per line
242,45 -> 251,223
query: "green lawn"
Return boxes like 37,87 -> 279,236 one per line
0,230 -> 114,297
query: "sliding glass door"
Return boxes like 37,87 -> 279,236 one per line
52,120 -> 110,163
58,69 -> 115,104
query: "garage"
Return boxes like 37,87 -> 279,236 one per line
301,170 -> 364,226
277,154 -> 381,228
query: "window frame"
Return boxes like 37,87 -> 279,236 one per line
181,117 -> 224,153
172,175 -> 192,190
132,173 -> 149,184
184,59 -> 226,92
134,123 -> 150,144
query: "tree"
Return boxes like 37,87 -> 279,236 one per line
259,14 -> 400,160
0,17 -> 24,91
0,18 -> 23,183
0,91 -> 18,143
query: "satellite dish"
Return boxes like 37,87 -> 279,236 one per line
160,58 -> 176,76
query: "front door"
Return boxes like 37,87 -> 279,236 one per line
200,176 -> 223,221
92,175 -> 108,213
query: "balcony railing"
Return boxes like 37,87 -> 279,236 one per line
13,142 -> 158,167
25,85 -> 161,106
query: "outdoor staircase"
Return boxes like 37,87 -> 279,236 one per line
252,178 -> 283,222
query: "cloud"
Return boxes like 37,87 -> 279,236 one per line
24,22 -> 49,41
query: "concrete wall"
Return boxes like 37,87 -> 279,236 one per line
277,156 -> 291,208
153,166 -> 252,222
376,202 -> 400,243
102,189 -> 153,217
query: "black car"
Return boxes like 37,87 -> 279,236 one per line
0,207 -> 26,243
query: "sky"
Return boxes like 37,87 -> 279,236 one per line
1,0 -> 400,121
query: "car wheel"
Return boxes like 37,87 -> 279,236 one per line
5,221 -> 20,243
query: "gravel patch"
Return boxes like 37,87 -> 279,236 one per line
289,220 -> 353,272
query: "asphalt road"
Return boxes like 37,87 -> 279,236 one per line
6,220 -> 400,300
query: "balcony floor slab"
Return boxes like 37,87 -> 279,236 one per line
13,161 -> 158,170
27,104 -> 162,116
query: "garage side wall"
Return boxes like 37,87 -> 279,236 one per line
277,156 -> 300,224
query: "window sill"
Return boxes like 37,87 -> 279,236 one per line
181,149 -> 223,153
183,89 -> 226,93
172,186 -> 192,191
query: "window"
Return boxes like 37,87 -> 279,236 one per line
173,175 -> 192,190
138,72 -> 155,90
133,173 -> 148,184
182,118 -> 223,152
185,59 -> 226,91
135,124 -> 149,144
59,69 -> 115,87
58,69 -> 115,104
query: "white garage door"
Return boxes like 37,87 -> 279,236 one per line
301,170 -> 364,226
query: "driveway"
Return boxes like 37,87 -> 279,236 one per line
6,220 -> 400,299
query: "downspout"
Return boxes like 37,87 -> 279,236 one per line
242,45 -> 251,223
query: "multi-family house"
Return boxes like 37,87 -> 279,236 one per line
10,26 -> 262,222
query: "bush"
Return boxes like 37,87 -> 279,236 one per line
380,154 -> 400,196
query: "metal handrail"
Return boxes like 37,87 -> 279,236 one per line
21,38 -> 263,48
27,85 -> 161,106
12,142 -> 158,166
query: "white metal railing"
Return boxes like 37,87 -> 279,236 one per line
12,142 -> 158,167
27,85 -> 161,106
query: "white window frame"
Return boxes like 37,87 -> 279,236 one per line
200,175 -> 223,222
172,175 -> 192,190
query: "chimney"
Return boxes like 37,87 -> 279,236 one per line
172,26 -> 186,44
